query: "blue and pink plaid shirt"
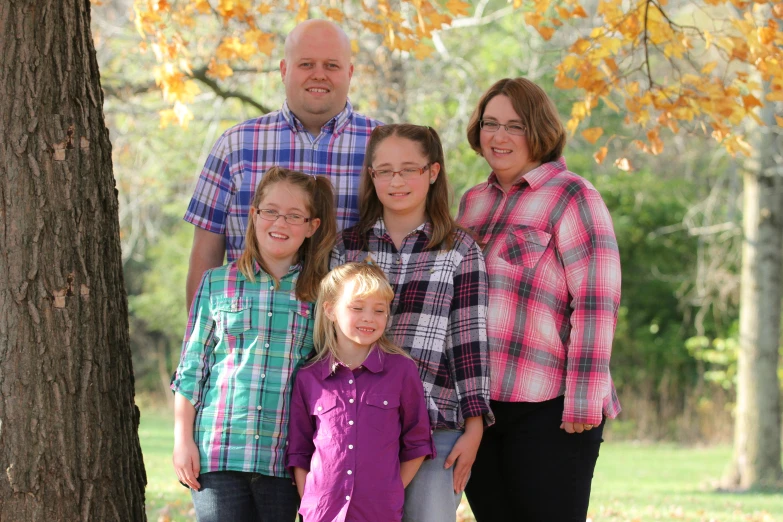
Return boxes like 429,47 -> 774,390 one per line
457,157 -> 622,426
184,101 -> 383,262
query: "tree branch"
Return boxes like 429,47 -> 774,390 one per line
189,67 -> 272,114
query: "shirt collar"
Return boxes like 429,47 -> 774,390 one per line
485,157 -> 568,192
251,260 -> 301,281
281,100 -> 354,136
319,345 -> 385,379
370,217 -> 431,241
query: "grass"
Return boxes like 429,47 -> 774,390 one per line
140,406 -> 782,522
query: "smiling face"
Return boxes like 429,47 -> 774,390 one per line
479,94 -> 540,190
325,279 -> 389,352
251,181 -> 320,269
370,135 -> 440,223
280,20 -> 354,135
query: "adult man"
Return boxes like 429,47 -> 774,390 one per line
184,20 -> 383,307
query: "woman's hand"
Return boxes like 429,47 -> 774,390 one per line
173,438 -> 201,490
444,417 -> 484,493
560,421 -> 595,434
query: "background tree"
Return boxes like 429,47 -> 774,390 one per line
0,0 -> 147,519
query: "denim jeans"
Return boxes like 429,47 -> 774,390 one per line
402,429 -> 464,522
190,471 -> 299,522
465,396 -> 604,522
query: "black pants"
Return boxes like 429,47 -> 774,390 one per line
465,396 -> 604,522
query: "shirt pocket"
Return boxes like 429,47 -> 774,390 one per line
213,297 -> 253,353
498,226 -> 552,271
365,394 -> 401,434
312,394 -> 340,439
289,300 -> 315,362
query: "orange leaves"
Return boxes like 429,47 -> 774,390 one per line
593,147 -> 608,164
581,127 -> 604,144
445,0 -> 471,17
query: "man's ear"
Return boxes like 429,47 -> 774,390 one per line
280,59 -> 287,81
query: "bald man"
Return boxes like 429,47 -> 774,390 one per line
184,20 -> 383,308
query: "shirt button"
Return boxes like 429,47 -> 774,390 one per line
383,400 -> 388,405
257,406 -> 262,410
348,444 -> 354,449
348,420 -> 354,425
265,343 -> 270,348
261,374 -> 265,379
255,435 -> 260,440
346,496 -> 351,501
348,379 -> 353,384
349,399 -> 354,404
317,406 -> 323,412
267,312 -> 273,317
347,470 -> 352,475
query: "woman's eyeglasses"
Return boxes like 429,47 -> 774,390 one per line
369,164 -> 431,180
480,120 -> 526,136
255,208 -> 311,225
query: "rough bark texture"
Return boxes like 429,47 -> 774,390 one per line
724,79 -> 783,490
0,1 -> 147,519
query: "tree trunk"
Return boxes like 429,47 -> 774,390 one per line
724,79 -> 783,490
0,1 -> 147,519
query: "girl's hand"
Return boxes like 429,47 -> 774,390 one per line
173,439 -> 201,490
560,421 -> 594,434
444,417 -> 483,493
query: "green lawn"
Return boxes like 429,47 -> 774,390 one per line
140,407 -> 782,522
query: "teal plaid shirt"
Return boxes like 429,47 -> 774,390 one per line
172,261 -> 315,477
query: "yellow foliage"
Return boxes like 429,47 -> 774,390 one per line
614,157 -> 632,171
412,42 -> 435,60
322,7 -> 345,22
445,0 -> 471,17
593,146 -> 608,164
701,62 -> 718,74
581,127 -> 604,144
245,29 -> 275,56
536,26 -> 556,41
775,115 -> 783,127
216,36 -> 256,61
207,60 -> 234,80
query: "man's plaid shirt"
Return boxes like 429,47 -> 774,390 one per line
457,157 -> 622,426
184,101 -> 382,261
172,262 -> 314,477
332,219 -> 494,430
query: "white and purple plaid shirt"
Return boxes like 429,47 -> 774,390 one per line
184,101 -> 383,262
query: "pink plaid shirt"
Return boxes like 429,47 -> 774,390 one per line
457,157 -> 621,425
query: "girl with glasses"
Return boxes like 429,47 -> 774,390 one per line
333,124 -> 494,521
458,77 -> 622,521
171,166 -> 337,521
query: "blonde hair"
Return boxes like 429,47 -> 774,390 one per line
311,262 -> 410,365
237,167 -> 337,302
357,124 -> 457,251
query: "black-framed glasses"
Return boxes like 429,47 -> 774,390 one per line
369,164 -> 430,181
480,120 -> 527,136
255,208 -> 311,225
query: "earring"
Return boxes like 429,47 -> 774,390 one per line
430,178 -> 436,185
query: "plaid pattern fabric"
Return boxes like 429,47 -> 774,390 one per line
332,219 -> 494,430
171,261 -> 315,477
457,157 -> 622,426
184,101 -> 383,262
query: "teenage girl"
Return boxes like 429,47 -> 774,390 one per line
333,124 -> 494,521
287,262 -> 434,522
171,167 -> 336,521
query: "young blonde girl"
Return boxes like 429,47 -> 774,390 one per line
333,124 -> 494,521
172,167 -> 336,521
286,263 -> 433,522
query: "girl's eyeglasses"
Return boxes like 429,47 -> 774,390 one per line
255,208 -> 311,225
479,120 -> 527,136
369,164 -> 430,180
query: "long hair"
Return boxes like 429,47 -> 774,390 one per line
311,262 -> 409,365
356,124 -> 457,250
466,77 -> 566,164
237,167 -> 337,302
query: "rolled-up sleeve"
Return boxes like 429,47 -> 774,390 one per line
399,360 -> 436,462
286,372 -> 316,475
171,270 -> 216,407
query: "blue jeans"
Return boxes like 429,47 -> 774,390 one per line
190,471 -> 299,522
403,429 -> 464,522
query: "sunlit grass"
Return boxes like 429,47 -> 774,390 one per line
140,406 -> 782,522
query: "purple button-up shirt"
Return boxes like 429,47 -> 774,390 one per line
286,348 -> 434,522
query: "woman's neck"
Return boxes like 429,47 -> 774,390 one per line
382,209 -> 427,249
260,254 -> 297,281
496,161 -> 542,192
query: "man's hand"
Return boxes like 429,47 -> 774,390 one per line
560,421 -> 595,434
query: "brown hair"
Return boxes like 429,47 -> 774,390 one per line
357,124 -> 456,250
237,167 -> 337,302
311,262 -> 410,365
467,77 -> 566,164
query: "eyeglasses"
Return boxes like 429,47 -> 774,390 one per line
255,208 -> 311,225
369,164 -> 430,181
479,120 -> 527,136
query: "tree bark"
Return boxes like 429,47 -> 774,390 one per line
0,1 -> 147,519
724,78 -> 783,490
